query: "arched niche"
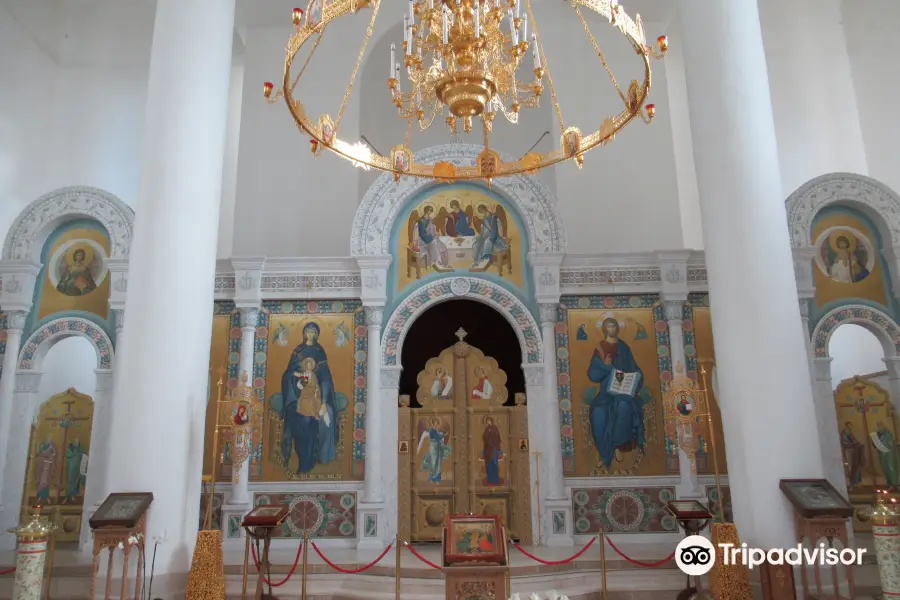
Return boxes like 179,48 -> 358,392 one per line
811,304 -> 900,360
351,143 -> 566,258
785,173 -> 900,249
381,277 -> 543,367
398,298 -> 526,397
18,317 -> 114,371
2,186 -> 134,261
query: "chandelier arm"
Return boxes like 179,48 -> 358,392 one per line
572,3 -> 626,105
291,27 -> 328,94
405,92 -> 414,146
279,0 -> 656,179
524,0 -> 564,135
334,0 -> 383,132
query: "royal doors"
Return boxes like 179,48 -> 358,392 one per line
398,329 -> 532,543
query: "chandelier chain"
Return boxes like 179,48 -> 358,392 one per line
291,27 -> 327,93
525,0 -> 564,135
335,0 -> 383,132
572,4 -> 626,105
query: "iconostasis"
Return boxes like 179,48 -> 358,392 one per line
203,301 -> 367,483
558,294 -> 728,535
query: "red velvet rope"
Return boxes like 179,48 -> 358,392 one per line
403,541 -> 443,570
604,537 -> 676,567
250,542 -> 303,587
510,537 -> 596,565
311,541 -> 392,574
0,567 -> 15,575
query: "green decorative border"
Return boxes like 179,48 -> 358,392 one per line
256,300 -> 367,478
555,295 -> 671,474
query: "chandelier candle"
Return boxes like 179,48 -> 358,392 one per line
266,0 -> 667,180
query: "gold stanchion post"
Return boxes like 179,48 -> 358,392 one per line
395,534 -> 401,600
699,362 -> 726,522
532,451 -> 542,545
502,529 -> 511,597
42,506 -> 60,600
598,529 -> 608,600
241,530 -> 250,600
301,530 -> 309,600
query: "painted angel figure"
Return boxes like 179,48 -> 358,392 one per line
430,367 -> 453,400
417,417 -> 451,484
471,204 -> 508,269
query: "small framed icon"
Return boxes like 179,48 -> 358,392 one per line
518,439 -> 529,452
398,440 -> 409,454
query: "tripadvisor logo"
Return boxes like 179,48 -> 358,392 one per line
674,535 -> 866,576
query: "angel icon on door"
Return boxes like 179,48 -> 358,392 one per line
417,416 -> 452,483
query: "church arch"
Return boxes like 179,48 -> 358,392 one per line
17,317 -> 114,371
351,143 -> 567,257
381,277 -> 543,366
785,173 -> 900,248
2,186 -> 134,261
811,304 -> 900,359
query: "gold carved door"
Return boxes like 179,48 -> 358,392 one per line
398,329 -> 532,543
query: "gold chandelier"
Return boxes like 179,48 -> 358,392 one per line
264,0 -> 667,183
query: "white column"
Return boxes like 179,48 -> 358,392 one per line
0,310 -> 27,495
113,309 -> 125,345
81,369 -> 114,551
363,306 -> 384,503
523,368 -> 549,545
663,300 -> 702,498
379,366 -> 402,549
0,371 -> 42,551
680,0 -> 825,549
537,304 -> 565,501
758,0 -> 868,195
810,357 -> 845,494
103,0 -> 235,586
229,307 -> 258,506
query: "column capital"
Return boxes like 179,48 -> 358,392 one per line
94,369 -> 115,392
356,255 -> 392,306
105,258 -> 130,308
522,363 -> 545,387
381,365 -> 402,390
0,260 -> 41,314
662,299 -> 685,323
883,356 -> 900,378
811,356 -> 833,381
792,246 -> 817,299
364,306 -> 384,327
528,252 -> 564,304
538,303 -> 557,326
238,306 -> 260,329
656,252 -> 691,299
231,257 -> 265,305
4,310 -> 28,333
14,370 -> 42,393
112,309 -> 126,332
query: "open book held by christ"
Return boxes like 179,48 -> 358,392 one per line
607,370 -> 641,396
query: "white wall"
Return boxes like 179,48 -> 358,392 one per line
842,0 -> 900,199
36,337 -> 98,403
0,2 -> 61,240
760,0 -> 868,197
829,323 -> 885,389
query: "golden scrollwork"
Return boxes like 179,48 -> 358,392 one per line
266,0 -> 666,181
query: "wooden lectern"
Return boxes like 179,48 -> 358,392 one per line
241,504 -> 290,600
441,515 -> 509,600
88,493 -> 153,600
779,479 -> 856,600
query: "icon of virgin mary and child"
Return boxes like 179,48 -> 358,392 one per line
280,322 -> 339,474
587,318 -> 649,469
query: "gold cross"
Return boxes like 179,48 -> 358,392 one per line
455,327 -> 467,341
